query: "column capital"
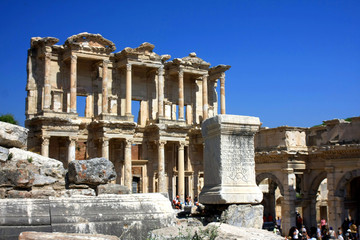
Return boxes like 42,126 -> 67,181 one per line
44,52 -> 52,59
70,54 -> 77,61
125,138 -> 133,146
41,135 -> 50,143
178,141 -> 186,149
126,63 -> 132,71
220,72 -> 226,79
156,140 -> 167,147
202,73 -> 209,79
103,59 -> 110,65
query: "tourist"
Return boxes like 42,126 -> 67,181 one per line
337,228 -> 344,240
289,226 -> 300,239
349,222 -> 357,240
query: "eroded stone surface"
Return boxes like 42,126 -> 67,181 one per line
0,122 -> 28,149
200,115 -> 263,204
150,222 -> 284,240
97,183 -> 130,195
68,158 -> 116,186
0,193 -> 175,240
18,232 -> 120,240
221,204 -> 264,229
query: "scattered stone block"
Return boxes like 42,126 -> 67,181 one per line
221,204 -> 264,229
0,168 -> 34,188
32,174 -> 57,187
0,121 -> 28,149
68,158 -> 116,186
97,183 -> 130,195
18,232 -> 120,240
7,190 -> 32,198
150,222 -> 284,240
64,189 -> 96,197
8,148 -> 65,179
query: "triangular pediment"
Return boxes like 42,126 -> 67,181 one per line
65,32 -> 116,53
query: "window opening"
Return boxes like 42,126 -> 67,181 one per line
131,100 -> 140,124
76,95 -> 86,117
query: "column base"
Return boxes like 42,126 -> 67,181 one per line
199,184 -> 263,205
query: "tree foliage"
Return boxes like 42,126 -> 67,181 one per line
0,114 -> 18,125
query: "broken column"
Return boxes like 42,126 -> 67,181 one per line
200,114 -> 263,228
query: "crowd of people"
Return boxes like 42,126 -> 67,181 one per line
281,213 -> 359,240
172,195 -> 199,210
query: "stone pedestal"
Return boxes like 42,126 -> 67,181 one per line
199,114 -> 262,204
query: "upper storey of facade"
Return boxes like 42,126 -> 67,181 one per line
26,32 -> 230,127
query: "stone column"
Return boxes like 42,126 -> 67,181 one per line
326,167 -> 342,230
302,195 -> 317,228
178,141 -> 185,202
157,140 -> 167,193
178,67 -> 184,120
41,136 -> 50,157
202,74 -> 208,120
281,168 -> 297,237
200,115 -> 262,204
158,65 -> 164,118
125,63 -> 132,116
220,73 -> 226,114
101,137 -> 109,159
43,52 -> 52,110
68,137 -> 76,163
70,54 -> 77,113
124,139 -> 132,191
102,60 -> 109,114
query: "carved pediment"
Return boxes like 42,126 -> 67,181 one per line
65,32 -> 116,53
116,42 -> 169,62
169,52 -> 211,69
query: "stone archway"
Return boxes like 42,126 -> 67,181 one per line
256,172 -> 284,225
256,172 -> 284,196
302,171 -> 327,228
335,169 -> 360,224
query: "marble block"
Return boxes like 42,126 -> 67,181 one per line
199,114 -> 263,204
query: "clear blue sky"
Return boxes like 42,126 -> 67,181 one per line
0,0 -> 359,128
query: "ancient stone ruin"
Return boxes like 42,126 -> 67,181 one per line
1,32 -> 359,239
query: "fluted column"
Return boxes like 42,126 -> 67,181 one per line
43,52 -> 52,110
158,66 -> 164,118
178,67 -> 184,120
178,142 -> 185,202
220,73 -> 226,114
157,140 -> 167,193
102,60 -> 109,114
202,74 -> 208,120
70,55 -> 77,113
124,139 -> 132,191
41,136 -> 50,157
125,63 -> 132,116
101,137 -> 109,159
68,137 -> 76,163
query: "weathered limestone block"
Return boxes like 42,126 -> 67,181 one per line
221,204 -> 264,229
0,168 -> 34,188
8,148 -> 65,179
150,222 -> 284,240
0,193 -> 175,240
49,194 -> 175,239
0,122 -> 28,148
97,183 -> 130,195
6,190 -> 32,198
68,158 -> 116,186
0,146 -> 9,162
64,189 -> 96,197
18,232 -> 120,240
200,115 -> 263,204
